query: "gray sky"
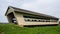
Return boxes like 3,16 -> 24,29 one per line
0,0 -> 60,22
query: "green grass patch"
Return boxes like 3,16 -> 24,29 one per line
0,23 -> 60,34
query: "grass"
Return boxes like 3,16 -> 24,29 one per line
0,23 -> 60,34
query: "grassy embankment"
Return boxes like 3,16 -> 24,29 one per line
0,23 -> 60,34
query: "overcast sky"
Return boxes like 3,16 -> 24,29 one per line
0,0 -> 60,22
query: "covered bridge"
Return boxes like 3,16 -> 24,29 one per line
5,6 -> 59,27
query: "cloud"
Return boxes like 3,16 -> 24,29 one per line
20,0 -> 60,18
0,0 -> 60,22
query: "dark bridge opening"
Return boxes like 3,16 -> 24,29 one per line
7,12 -> 17,24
